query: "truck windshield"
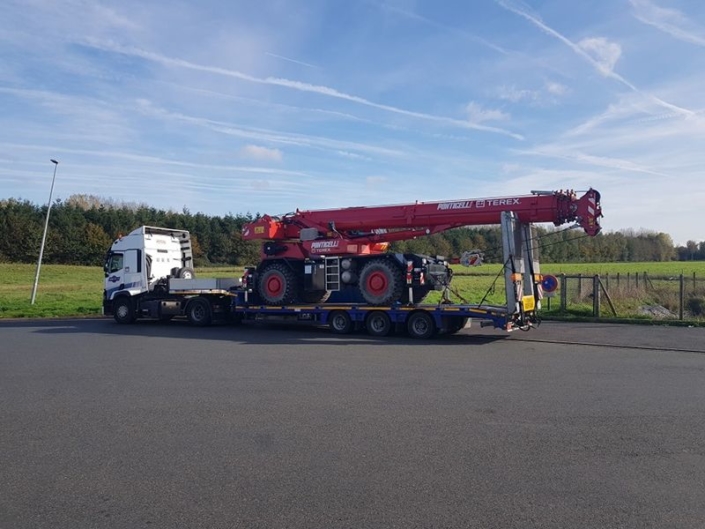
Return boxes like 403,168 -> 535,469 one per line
107,253 -> 124,273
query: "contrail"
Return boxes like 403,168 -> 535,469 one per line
265,52 -> 319,69
495,0 -> 694,117
83,38 -> 524,140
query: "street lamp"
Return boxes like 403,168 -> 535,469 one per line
30,159 -> 59,305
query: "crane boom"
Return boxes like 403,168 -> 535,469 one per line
243,189 -> 601,253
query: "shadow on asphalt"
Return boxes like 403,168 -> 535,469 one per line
0,318 -> 510,347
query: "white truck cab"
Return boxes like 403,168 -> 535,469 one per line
104,226 -> 194,299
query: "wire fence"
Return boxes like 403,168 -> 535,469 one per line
543,273 -> 705,322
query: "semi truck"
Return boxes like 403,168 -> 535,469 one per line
102,189 -> 602,338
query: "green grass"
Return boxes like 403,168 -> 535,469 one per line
452,261 -> 705,277
2,261 -> 704,320
0,264 -> 105,318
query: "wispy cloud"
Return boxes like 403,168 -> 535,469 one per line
135,99 -> 405,157
495,0 -> 695,117
465,101 -> 509,123
0,141 -> 311,175
375,1 -> 509,55
577,37 -> 622,76
517,146 -> 671,177
81,38 -> 524,140
240,145 -> 283,162
496,81 -> 568,104
629,0 -> 705,46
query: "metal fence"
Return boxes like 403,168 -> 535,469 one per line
543,273 -> 705,322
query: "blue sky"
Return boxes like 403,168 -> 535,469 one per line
1,0 -> 704,245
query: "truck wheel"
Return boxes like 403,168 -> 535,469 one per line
329,311 -> 353,334
187,297 -> 212,326
365,311 -> 392,337
177,267 -> 195,279
407,311 -> 436,339
359,259 -> 404,305
113,297 -> 136,324
258,262 -> 298,305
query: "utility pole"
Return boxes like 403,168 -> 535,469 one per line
30,159 -> 59,305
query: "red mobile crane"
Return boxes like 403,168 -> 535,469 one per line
242,189 -> 602,306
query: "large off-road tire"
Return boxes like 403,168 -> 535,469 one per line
406,311 -> 436,339
365,311 -> 392,337
113,296 -> 137,324
257,262 -> 299,305
186,297 -> 212,326
359,259 -> 404,306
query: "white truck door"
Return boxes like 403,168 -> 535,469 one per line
105,252 -> 125,299
122,249 -> 146,293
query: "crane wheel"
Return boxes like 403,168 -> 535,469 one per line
359,259 -> 404,305
257,262 -> 299,305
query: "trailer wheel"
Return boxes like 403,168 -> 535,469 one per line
329,311 -> 353,334
407,311 -> 436,339
359,259 -> 404,305
113,297 -> 136,324
186,297 -> 212,326
258,262 -> 298,305
365,311 -> 392,337
177,267 -> 195,279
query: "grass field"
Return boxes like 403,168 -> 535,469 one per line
2,262 -> 704,320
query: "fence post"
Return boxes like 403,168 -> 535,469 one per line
694,272 -> 697,293
593,274 -> 600,318
617,272 -> 620,288
578,273 -> 582,297
560,274 -> 567,314
606,273 -> 610,290
636,272 -> 639,289
680,274 -> 685,321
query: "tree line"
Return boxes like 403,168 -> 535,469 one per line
1,195 -> 703,266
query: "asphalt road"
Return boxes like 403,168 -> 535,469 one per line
1,319 -> 704,528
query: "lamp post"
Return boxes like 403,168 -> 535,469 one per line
30,159 -> 59,305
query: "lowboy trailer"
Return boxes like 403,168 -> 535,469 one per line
104,210 -> 549,338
